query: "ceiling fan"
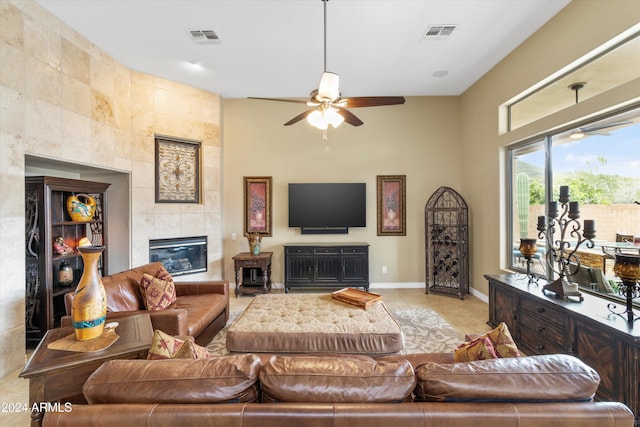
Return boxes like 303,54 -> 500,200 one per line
248,0 -> 405,130
568,83 -> 632,139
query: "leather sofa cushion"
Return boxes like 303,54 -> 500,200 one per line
259,354 -> 416,403
83,354 -> 262,404
414,354 -> 600,402
102,263 -> 169,311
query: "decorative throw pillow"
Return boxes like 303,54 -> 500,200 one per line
139,272 -> 176,311
454,322 -> 520,362
147,329 -> 186,360
172,339 -> 210,359
454,336 -> 497,363
485,322 -> 520,358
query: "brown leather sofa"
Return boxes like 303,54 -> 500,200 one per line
43,352 -> 634,426
62,262 -> 229,346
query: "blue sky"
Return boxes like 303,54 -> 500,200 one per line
522,124 -> 639,179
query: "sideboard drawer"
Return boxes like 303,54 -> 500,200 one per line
286,247 -> 313,255
517,310 -> 566,350
341,247 -> 367,255
314,247 -> 340,255
519,297 -> 566,328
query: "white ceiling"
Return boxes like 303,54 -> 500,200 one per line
35,0 -> 571,99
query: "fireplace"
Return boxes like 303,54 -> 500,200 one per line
149,236 -> 207,276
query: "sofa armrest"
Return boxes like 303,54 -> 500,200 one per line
175,280 -> 228,297
61,309 -> 189,336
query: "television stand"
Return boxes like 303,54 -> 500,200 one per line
284,243 -> 369,293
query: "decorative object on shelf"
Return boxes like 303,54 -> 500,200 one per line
72,246 -> 107,341
608,253 -> 640,324
244,176 -> 272,236
536,185 -> 595,302
377,175 -> 406,236
245,232 -> 262,255
53,236 -> 73,255
57,261 -> 74,287
66,193 -> 97,222
518,238 -> 539,285
155,136 -> 201,203
425,187 -> 469,299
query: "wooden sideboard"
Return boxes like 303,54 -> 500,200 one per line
486,274 -> 639,426
284,243 -> 369,293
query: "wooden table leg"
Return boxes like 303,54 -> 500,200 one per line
234,264 -> 240,297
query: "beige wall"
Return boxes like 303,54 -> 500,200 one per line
0,0 -> 222,377
222,96 -> 462,286
460,0 -> 640,296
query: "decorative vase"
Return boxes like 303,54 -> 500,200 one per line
67,193 -> 97,222
245,232 -> 262,255
72,246 -> 107,341
57,261 -> 74,287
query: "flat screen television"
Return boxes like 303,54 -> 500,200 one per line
288,183 -> 366,234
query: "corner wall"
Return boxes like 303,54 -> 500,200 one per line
0,0 -> 222,376
459,0 -> 640,296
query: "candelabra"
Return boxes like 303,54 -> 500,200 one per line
518,238 -> 539,285
536,186 -> 596,302
608,253 -> 640,324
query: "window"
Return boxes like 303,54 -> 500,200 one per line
508,106 -> 640,305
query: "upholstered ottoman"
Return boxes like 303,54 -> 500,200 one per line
226,294 -> 404,355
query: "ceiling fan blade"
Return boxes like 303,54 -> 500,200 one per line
335,107 -> 363,127
581,120 -> 632,133
248,97 -> 308,105
342,96 -> 406,108
283,109 -> 316,126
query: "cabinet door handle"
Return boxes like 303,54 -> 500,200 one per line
537,307 -> 545,314
536,344 -> 545,351
536,326 -> 546,333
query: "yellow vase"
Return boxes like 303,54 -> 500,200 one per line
72,246 -> 107,341
67,194 -> 97,222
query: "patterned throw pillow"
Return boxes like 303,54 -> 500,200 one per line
485,322 -> 520,358
454,322 -> 520,363
147,329 -> 209,360
454,336 -> 497,362
139,272 -> 176,311
172,339 -> 210,359
147,329 -> 186,360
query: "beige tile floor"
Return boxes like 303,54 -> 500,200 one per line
1,287 -> 489,427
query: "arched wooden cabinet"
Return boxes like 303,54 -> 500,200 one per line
425,186 -> 469,299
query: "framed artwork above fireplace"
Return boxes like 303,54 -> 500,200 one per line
155,135 -> 201,203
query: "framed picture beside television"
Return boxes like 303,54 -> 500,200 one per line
244,176 -> 272,236
377,175 -> 406,236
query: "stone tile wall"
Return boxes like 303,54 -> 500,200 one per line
0,0 -> 222,376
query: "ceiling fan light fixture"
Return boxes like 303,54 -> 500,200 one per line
306,106 -> 344,130
570,130 -> 585,139
318,72 -> 340,100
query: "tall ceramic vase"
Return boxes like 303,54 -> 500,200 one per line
72,246 -> 107,341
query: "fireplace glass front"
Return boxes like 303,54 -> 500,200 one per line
149,236 -> 207,276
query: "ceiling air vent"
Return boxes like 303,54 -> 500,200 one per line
422,25 -> 456,41
186,29 -> 221,45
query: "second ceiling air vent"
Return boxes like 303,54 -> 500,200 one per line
422,25 -> 457,41
186,29 -> 221,45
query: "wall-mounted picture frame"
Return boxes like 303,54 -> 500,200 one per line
155,136 -> 201,203
377,175 -> 406,236
244,176 -> 272,236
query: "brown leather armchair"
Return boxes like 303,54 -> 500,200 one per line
62,262 -> 229,346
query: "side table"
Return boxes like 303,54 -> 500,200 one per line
233,251 -> 272,297
19,313 -> 153,427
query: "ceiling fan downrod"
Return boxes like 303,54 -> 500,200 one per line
569,82 -> 586,104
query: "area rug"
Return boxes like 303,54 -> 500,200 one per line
207,308 -> 464,356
